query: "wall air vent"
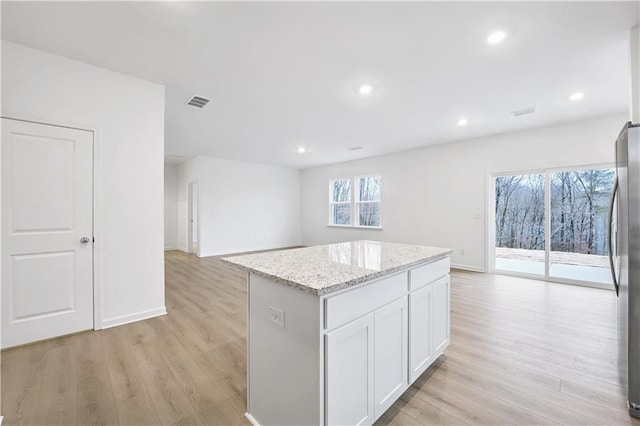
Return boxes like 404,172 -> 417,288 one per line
511,106 -> 536,117
349,146 -> 364,151
186,95 -> 210,108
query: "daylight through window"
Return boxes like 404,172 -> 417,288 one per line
357,176 -> 381,227
329,175 -> 381,228
330,178 -> 352,225
493,167 -> 615,285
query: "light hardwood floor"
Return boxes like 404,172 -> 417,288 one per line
2,249 -> 639,425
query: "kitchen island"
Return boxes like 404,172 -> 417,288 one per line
222,240 -> 453,426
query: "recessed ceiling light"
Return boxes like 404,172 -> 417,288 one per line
487,31 -> 507,45
358,84 -> 373,96
569,92 -> 584,101
457,118 -> 469,126
297,146 -> 306,154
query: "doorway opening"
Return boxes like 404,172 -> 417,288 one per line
188,181 -> 199,255
491,166 -> 615,288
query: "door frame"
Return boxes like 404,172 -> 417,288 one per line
187,181 -> 200,256
487,162 -> 615,290
1,115 -> 103,330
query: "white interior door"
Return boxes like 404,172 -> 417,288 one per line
2,118 -> 94,348
188,181 -> 198,253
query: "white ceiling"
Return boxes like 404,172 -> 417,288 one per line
2,1 -> 638,169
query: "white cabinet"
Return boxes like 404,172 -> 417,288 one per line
432,276 -> 450,356
325,266 -> 450,426
373,297 -> 408,419
408,274 -> 450,383
324,273 -> 408,426
409,284 -> 432,383
326,314 -> 375,426
244,257 -> 450,426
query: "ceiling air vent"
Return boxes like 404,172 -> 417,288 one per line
511,106 -> 536,117
186,95 -> 210,108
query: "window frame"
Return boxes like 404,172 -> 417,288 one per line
355,174 -> 382,228
328,177 -> 353,227
488,162 -> 615,290
328,174 -> 383,229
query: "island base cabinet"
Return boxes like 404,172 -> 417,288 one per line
409,275 -> 450,383
409,284 -> 432,383
374,298 -> 408,419
325,296 -> 409,426
432,276 -> 450,355
242,257 -> 451,426
325,314 -> 375,426
247,274 -> 322,426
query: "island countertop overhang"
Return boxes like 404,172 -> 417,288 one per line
222,240 -> 453,296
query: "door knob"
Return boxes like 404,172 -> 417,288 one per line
80,237 -> 91,244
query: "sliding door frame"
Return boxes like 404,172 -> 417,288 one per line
488,162 -> 614,290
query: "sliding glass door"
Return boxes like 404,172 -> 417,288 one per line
494,173 -> 546,276
549,169 -> 615,284
493,166 -> 614,287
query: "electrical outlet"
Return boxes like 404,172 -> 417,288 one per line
460,249 -> 465,256
269,306 -> 285,328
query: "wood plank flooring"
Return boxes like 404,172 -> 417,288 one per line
2,249 -> 639,425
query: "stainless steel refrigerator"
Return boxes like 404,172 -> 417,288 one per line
610,121 -> 640,418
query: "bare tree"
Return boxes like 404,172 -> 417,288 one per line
497,168 -> 614,256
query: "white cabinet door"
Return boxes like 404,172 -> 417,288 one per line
432,276 -> 450,356
2,118 -> 94,348
325,314 -> 374,426
374,297 -> 408,419
408,284 -> 432,383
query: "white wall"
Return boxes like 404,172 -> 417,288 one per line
301,113 -> 626,271
632,24 -> 640,124
164,163 -> 179,249
177,155 -> 301,256
2,41 -> 166,328
0,37 -> 3,419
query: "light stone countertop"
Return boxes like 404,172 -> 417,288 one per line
221,240 -> 453,296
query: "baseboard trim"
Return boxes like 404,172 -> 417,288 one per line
1,415 -> 4,425
451,263 -> 486,273
245,413 -> 260,426
164,246 -> 179,251
102,307 -> 167,329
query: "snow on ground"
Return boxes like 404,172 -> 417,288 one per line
495,247 -> 608,267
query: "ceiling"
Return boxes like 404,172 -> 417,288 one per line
2,1 -> 638,169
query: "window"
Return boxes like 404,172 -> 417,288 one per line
329,175 -> 381,228
329,178 -> 352,226
357,176 -> 381,227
